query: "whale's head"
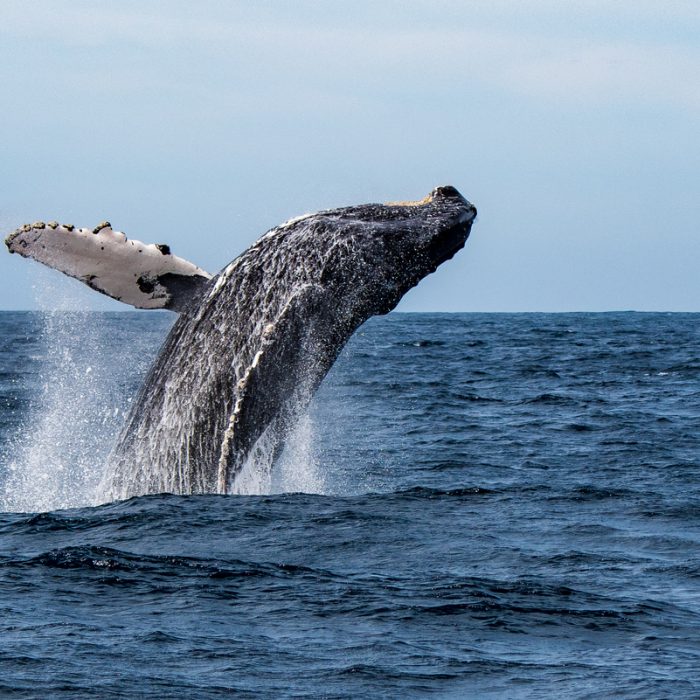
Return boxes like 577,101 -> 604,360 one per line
299,185 -> 477,318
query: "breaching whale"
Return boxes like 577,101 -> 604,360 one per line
5,186 -> 477,499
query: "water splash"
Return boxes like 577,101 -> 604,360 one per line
214,413 -> 325,496
1,272 -> 139,512
1,271 -> 330,510
272,414 -> 326,494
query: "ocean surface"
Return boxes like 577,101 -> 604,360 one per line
0,311 -> 699,698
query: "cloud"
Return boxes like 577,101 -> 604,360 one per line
491,40 -> 700,111
1,1 -> 698,123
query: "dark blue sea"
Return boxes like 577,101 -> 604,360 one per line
1,311 -> 699,698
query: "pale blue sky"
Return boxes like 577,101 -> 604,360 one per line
1,0 -> 698,311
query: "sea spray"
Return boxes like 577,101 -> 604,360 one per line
1,270 -> 329,508
271,413 -> 325,495
1,271 -> 167,512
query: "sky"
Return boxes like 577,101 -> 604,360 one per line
1,0 -> 698,312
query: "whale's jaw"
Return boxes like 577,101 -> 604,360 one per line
422,199 -> 476,271
344,185 -> 477,318
425,214 -> 473,270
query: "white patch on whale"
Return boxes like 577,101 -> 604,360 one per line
5,222 -> 211,310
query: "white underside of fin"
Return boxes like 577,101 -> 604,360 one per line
5,221 -> 212,310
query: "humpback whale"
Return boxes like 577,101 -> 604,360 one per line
5,186 -> 477,498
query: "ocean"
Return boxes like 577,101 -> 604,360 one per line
0,311 -> 698,698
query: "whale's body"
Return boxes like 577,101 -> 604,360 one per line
6,187 -> 476,498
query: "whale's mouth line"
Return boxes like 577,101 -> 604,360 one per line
428,209 -> 476,267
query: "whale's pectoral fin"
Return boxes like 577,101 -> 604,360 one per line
5,221 -> 212,312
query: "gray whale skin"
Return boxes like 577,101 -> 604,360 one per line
5,186 -> 477,498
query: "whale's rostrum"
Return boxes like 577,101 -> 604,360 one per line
4,186 -> 477,498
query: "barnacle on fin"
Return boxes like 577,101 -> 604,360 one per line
5,230 -> 21,250
93,221 -> 111,234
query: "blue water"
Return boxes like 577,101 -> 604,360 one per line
1,311 -> 699,698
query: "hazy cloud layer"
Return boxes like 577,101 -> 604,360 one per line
1,1 -> 698,310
